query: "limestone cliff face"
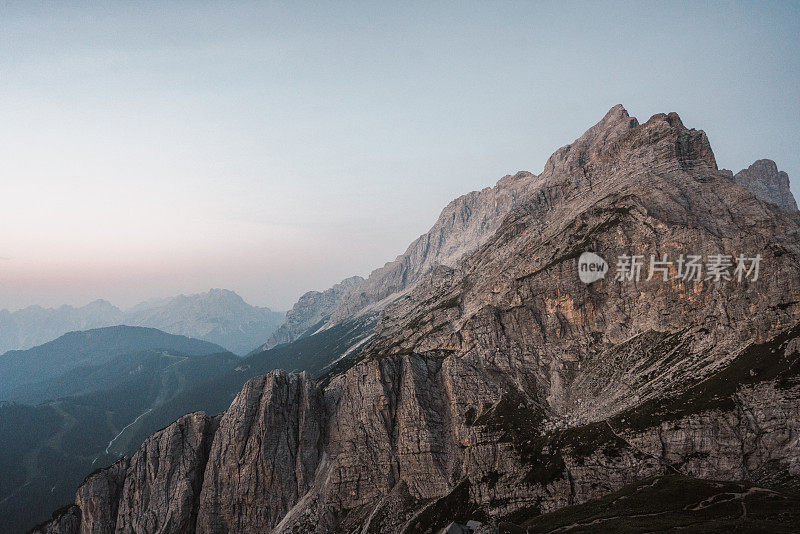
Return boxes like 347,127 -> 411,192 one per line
196,371 -> 324,533
733,158 -> 798,213
115,412 -> 218,534
29,506 -> 81,534
76,458 -> 128,534
36,107 -> 800,533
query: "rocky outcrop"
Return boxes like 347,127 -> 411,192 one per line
29,506 -> 81,534
196,371 -> 324,532
115,412 -> 218,533
542,103 -> 640,176
257,276 -> 364,351
35,106 -> 800,533
75,458 -> 128,534
734,159 -> 798,212
33,413 -> 217,534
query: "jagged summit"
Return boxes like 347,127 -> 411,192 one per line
542,106 -> 721,183
542,104 -> 639,176
733,158 -> 798,212
605,102 -> 629,118
254,105 -> 792,363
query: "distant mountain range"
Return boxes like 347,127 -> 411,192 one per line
0,300 -> 122,355
0,289 -> 284,356
123,289 -> 284,355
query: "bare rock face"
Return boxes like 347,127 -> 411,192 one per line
75,458 -> 128,534
257,276 -> 364,351
734,159 -> 798,212
542,103 -> 640,176
195,370 -> 324,533
115,412 -> 218,534
34,413 -> 218,534
28,505 -> 81,534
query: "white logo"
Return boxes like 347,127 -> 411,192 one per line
578,252 -> 608,283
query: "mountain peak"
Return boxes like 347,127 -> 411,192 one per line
745,158 -> 779,175
543,104 -> 639,176
641,110 -> 685,129
31,106 -> 800,534
734,159 -> 798,212
602,103 -> 630,122
84,299 -> 118,310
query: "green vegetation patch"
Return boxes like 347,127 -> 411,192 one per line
471,391 -> 567,487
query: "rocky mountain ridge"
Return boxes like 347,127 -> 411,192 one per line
261,105 -> 797,363
255,173 -> 540,354
327,169 -> 539,324
33,106 -> 800,533
256,276 -> 364,352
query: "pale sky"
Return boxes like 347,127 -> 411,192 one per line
1,1 -> 798,311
